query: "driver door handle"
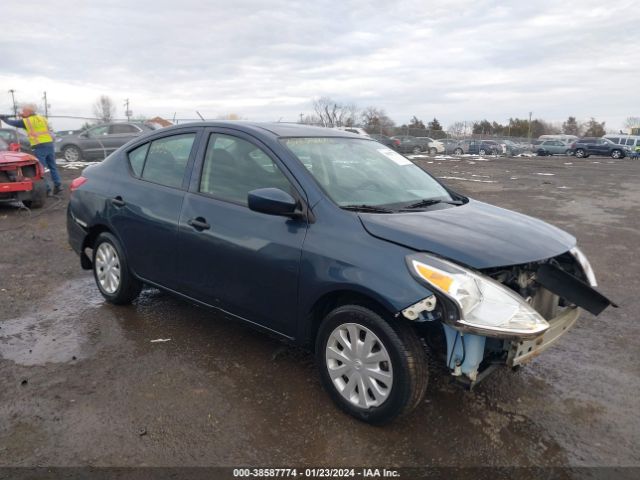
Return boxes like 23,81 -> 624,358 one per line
111,196 -> 125,207
187,217 -> 210,231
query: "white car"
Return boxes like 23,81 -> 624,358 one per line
417,137 -> 445,154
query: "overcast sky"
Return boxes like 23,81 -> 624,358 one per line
1,0 -> 638,131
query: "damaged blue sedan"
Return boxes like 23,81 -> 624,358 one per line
67,122 -> 615,424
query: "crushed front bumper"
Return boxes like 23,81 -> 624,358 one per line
507,306 -> 580,367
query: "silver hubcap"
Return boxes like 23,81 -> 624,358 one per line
325,323 -> 393,408
95,242 -> 121,294
612,151 -> 621,158
576,150 -> 584,157
65,147 -> 79,162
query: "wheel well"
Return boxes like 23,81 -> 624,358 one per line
80,224 -> 112,269
306,290 -> 394,351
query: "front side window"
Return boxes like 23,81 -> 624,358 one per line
110,124 -> 140,134
88,125 -> 109,137
141,133 -> 195,188
282,137 -> 452,207
200,134 -> 292,205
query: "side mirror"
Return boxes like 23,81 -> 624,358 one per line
79,131 -> 89,138
248,188 -> 301,218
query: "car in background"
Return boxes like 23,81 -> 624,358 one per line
334,127 -> 370,137
538,134 -> 579,144
56,129 -> 86,138
416,137 -> 445,154
603,134 -> 640,151
453,139 -> 502,155
0,137 -> 46,208
67,121 -> 614,424
392,136 -> 428,154
535,140 -> 573,156
370,134 -> 400,150
499,139 -> 526,156
0,128 -> 33,154
439,138 -> 462,154
570,137 -> 628,159
56,122 -> 157,162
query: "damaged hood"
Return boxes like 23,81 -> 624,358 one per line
359,199 -> 576,269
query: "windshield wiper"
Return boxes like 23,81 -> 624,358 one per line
400,198 -> 464,210
341,204 -> 394,213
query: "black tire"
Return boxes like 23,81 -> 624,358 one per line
62,145 -> 82,162
429,147 -> 438,155
411,146 -> 421,154
536,149 -> 545,156
453,148 -> 463,155
565,149 -> 573,156
478,148 -> 487,155
23,180 -> 46,209
315,305 -> 428,424
611,149 -> 623,159
574,148 -> 586,158
92,232 -> 142,305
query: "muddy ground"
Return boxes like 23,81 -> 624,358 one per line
0,155 -> 638,471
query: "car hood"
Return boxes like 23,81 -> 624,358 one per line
359,199 -> 576,269
0,151 -> 36,164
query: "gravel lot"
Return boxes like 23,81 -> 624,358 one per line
0,154 -> 638,472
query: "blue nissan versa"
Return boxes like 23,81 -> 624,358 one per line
67,122 -> 615,424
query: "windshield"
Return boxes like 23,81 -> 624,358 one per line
281,137 -> 453,207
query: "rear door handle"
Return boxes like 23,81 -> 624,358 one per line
187,217 -> 210,231
111,196 -> 125,207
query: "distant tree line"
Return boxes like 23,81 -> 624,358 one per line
301,97 -> 626,139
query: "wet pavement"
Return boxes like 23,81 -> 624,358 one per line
0,155 -> 638,469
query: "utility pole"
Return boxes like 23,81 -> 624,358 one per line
43,91 -> 50,118
124,98 -> 131,121
527,111 -> 532,143
299,113 -> 303,124
8,89 -> 17,117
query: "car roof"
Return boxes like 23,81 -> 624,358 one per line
160,121 -> 363,139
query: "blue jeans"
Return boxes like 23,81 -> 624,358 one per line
33,142 -> 61,191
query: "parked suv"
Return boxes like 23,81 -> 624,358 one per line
56,122 -> 156,162
570,137 -> 628,159
68,122 -> 614,424
453,140 -> 502,155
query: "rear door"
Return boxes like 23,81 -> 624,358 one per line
108,129 -> 201,289
177,129 -> 308,336
80,125 -> 111,159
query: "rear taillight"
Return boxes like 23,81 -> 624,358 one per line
393,139 -> 400,146
9,143 -> 20,152
70,176 -> 87,192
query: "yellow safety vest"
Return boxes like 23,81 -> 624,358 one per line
22,114 -> 53,146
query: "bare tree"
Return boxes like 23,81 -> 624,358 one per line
447,121 -> 466,137
93,95 -> 116,123
623,116 -> 640,130
361,106 -> 395,135
312,97 -> 357,127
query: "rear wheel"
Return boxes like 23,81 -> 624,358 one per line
63,145 -> 82,162
565,149 -> 573,156
92,232 -> 142,304
412,146 -> 421,154
429,147 -> 438,155
574,148 -> 586,158
454,148 -> 463,155
23,180 -> 46,209
478,148 -> 487,155
316,305 -> 428,424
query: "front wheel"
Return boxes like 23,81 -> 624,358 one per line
478,148 -> 487,155
429,147 -> 438,155
611,149 -> 623,159
574,148 -> 586,158
412,146 -> 421,154
92,232 -> 142,304
63,145 -> 82,162
453,148 -> 463,155
316,305 -> 428,424
565,149 -> 573,156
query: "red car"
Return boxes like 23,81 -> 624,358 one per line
0,138 -> 47,208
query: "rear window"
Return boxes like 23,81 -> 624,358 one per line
139,134 -> 196,188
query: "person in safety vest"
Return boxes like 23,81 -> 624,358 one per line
0,104 -> 62,195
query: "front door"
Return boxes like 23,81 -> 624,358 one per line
177,130 -> 308,336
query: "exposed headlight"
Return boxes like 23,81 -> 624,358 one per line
570,247 -> 597,287
406,254 -> 549,338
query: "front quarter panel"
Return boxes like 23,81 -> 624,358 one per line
297,199 -> 432,344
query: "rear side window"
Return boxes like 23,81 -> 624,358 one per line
199,134 -> 292,205
608,137 -> 620,144
141,133 -> 196,188
128,143 -> 149,177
